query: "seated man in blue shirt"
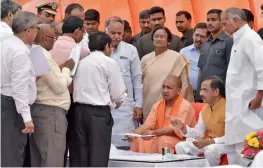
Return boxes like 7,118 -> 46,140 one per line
180,23 -> 209,100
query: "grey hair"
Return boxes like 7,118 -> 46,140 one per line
1,0 -> 21,19
105,16 -> 124,31
12,11 -> 38,34
224,7 -> 247,21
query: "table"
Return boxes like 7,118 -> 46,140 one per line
109,150 -> 207,167
109,158 -> 206,167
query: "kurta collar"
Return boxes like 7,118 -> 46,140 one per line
208,31 -> 228,42
57,36 -> 76,43
211,98 -> 226,111
0,21 -> 12,33
232,24 -> 249,39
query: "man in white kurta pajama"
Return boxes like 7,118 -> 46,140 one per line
221,7 -> 263,163
105,17 -> 143,148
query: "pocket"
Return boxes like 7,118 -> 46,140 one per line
54,111 -> 67,149
210,48 -> 225,66
92,113 -> 114,127
119,59 -> 130,76
54,111 -> 68,135
32,116 -> 46,133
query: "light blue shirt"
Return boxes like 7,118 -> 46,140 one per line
180,44 -> 200,91
111,41 -> 143,109
111,41 -> 143,147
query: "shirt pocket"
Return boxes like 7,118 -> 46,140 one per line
209,48 -> 226,67
119,58 -> 131,77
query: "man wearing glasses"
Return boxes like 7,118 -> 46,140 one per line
173,76 -> 230,167
1,11 -> 37,167
30,24 -> 75,167
36,2 -> 58,24
180,23 -> 209,101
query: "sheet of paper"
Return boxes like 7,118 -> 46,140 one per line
122,133 -> 156,138
29,45 -> 49,76
69,44 -> 81,76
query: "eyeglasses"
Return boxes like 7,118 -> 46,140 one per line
45,35 -> 57,41
193,33 -> 206,39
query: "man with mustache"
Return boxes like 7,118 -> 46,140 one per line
180,23 -> 209,100
176,11 -> 194,48
131,10 -> 152,45
174,76 -> 229,167
105,16 -> 143,150
196,9 -> 233,102
135,6 -> 182,59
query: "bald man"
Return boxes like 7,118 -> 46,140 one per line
30,24 -> 75,167
125,76 -> 196,154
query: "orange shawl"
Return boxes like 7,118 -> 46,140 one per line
156,95 -> 183,129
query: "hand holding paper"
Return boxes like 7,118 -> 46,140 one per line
69,44 -> 81,76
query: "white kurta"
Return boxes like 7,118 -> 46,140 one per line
110,41 -> 143,147
225,24 -> 263,146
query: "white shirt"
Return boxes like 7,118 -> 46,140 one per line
225,24 -> 263,145
1,35 -> 36,122
0,21 -> 13,41
185,112 -> 224,144
73,51 -> 127,109
79,32 -> 90,53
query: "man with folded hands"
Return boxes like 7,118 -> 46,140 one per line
126,75 -> 196,153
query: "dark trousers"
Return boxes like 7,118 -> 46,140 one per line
23,136 -> 31,167
1,95 -> 28,167
69,103 -> 113,167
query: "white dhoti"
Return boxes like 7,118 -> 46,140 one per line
251,150 -> 263,167
176,138 -> 238,166
111,104 -> 136,147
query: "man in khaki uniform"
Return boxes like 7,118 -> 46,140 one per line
36,2 -> 58,24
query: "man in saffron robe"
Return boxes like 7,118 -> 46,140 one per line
126,76 -> 196,154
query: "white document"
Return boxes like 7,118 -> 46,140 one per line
29,45 -> 49,76
122,133 -> 156,138
69,44 -> 81,76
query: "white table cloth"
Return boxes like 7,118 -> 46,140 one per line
109,150 -> 206,167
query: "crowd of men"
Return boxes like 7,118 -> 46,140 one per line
1,0 -> 263,167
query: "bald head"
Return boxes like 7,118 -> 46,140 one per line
35,24 -> 56,51
162,75 -> 182,101
165,75 -> 182,88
